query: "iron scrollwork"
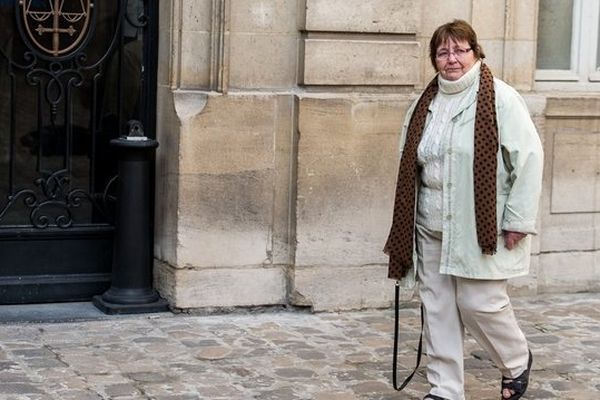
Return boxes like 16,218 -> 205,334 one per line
18,0 -> 95,58
0,169 -> 116,228
0,0 -> 149,229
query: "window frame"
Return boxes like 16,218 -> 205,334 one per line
535,0 -> 600,90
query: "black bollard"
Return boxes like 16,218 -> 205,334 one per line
93,121 -> 169,314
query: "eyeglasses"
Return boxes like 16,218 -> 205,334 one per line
436,47 -> 472,60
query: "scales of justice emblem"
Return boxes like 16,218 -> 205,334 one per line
18,0 -> 95,57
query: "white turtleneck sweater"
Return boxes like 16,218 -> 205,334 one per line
416,60 -> 481,232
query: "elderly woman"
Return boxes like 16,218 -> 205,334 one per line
384,20 -> 543,400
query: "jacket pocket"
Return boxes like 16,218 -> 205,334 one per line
496,193 -> 509,233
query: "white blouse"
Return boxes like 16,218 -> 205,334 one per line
416,61 -> 481,232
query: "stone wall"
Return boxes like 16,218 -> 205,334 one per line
154,0 -> 600,311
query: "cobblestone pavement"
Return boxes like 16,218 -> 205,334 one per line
0,293 -> 598,400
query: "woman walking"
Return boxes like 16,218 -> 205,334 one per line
384,20 -> 543,400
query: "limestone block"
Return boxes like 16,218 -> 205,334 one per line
154,260 -> 176,304
549,119 -> 600,213
228,33 -> 298,89
296,96 -> 410,267
540,213 -> 598,253
522,94 -> 547,118
502,40 -> 536,90
545,97 -> 600,118
158,0 -> 173,31
271,96 -> 297,265
181,0 -> 213,32
508,254 -> 539,296
157,27 -> 173,86
538,106 -> 600,253
292,265 -> 413,311
472,0 -> 505,40
155,86 -> 181,266
418,37 -> 436,90
177,172 -> 273,267
154,262 -> 287,308
508,0 -> 538,41
176,94 -> 275,267
302,39 -> 420,85
305,0 -> 419,34
158,0 -> 174,87
173,94 -> 296,268
420,0 -> 471,39
179,31 -> 211,89
179,94 -> 275,175
230,0 -> 299,34
154,171 -> 180,265
538,251 -> 600,293
180,95 -> 277,175
160,88 -> 190,176
477,39 -> 504,77
165,265 -> 287,309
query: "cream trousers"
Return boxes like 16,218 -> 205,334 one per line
416,225 -> 529,400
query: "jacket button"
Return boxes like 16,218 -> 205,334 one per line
446,215 -> 452,220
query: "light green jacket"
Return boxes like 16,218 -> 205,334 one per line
399,76 -> 544,286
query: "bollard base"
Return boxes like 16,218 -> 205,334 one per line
92,295 -> 169,315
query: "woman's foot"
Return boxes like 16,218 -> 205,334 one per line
501,350 -> 533,399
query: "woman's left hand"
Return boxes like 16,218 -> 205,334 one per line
503,231 -> 527,250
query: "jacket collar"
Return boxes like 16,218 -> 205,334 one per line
428,61 -> 483,120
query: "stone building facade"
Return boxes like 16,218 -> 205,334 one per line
153,0 -> 600,311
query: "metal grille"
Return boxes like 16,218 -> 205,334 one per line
0,0 -> 156,229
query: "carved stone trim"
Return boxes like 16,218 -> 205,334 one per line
210,0 -> 229,92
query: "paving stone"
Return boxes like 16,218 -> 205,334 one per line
0,293 -> 598,399
104,383 -> 140,397
350,380 -> 390,394
54,390 -> 104,400
255,389 -> 300,400
194,346 -> 232,360
314,391 -> 359,400
274,367 -> 317,378
23,358 -> 68,368
528,334 -> 561,344
463,356 -> 493,370
195,384 -> 243,398
126,372 -> 173,383
295,350 -> 327,360
0,384 -> 44,395
330,369 -> 372,382
0,371 -> 30,383
168,362 -> 206,373
154,395 -> 201,400
525,388 -> 556,399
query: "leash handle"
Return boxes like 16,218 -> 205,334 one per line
392,282 -> 424,391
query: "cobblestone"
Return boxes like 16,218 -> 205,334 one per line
0,293 -> 598,399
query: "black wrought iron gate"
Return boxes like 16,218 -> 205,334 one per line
0,0 -> 158,304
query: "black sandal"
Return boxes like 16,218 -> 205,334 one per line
424,395 -> 448,400
501,350 -> 533,400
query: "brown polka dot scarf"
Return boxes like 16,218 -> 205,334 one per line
385,63 -> 498,280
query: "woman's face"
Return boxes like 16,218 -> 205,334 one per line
435,38 -> 477,81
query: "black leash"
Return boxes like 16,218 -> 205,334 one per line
392,282 -> 424,391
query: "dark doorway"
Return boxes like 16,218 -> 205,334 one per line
0,0 -> 158,303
